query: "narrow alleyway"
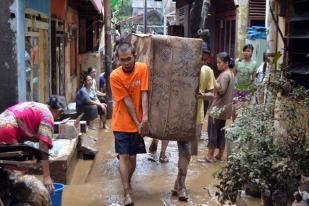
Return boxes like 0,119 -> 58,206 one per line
62,120 -> 223,206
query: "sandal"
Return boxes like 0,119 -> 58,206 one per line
159,152 -> 169,163
215,155 -> 224,162
88,126 -> 96,130
204,156 -> 216,163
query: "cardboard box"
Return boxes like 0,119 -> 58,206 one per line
130,34 -> 202,141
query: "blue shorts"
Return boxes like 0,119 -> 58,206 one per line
114,132 -> 146,155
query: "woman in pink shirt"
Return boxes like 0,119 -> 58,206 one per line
0,95 -> 66,192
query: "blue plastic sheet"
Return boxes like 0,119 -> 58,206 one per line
247,26 -> 267,40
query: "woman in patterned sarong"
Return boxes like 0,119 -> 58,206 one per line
0,95 -> 66,192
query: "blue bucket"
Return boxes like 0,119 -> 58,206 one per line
50,183 -> 64,206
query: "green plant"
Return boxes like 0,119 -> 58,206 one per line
216,100 -> 308,203
216,131 -> 304,203
215,152 -> 251,203
216,52 -> 309,203
226,104 -> 275,145
288,85 -> 309,108
112,0 -> 132,25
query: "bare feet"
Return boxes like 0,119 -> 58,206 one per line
149,140 -> 158,154
159,152 -> 169,163
178,187 -> 189,202
99,122 -> 109,130
124,193 -> 134,206
171,178 -> 179,196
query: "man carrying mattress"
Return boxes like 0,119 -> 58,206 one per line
110,42 -> 149,206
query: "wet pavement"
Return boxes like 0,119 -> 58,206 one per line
62,120 -> 224,206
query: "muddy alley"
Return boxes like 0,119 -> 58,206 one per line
62,120 -> 224,206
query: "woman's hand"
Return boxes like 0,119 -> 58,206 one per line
196,92 -> 215,101
43,175 -> 55,193
196,92 -> 204,99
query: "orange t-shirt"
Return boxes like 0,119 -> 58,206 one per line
110,62 -> 149,132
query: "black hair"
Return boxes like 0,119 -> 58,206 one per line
262,52 -> 267,62
202,42 -> 211,54
83,74 -> 92,82
217,52 -> 235,68
87,67 -> 95,74
47,95 -> 67,110
243,43 -> 254,52
115,42 -> 135,58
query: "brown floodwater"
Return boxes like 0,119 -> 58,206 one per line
62,120 -> 224,206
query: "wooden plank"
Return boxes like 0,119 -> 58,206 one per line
0,160 -> 39,169
0,151 -> 24,158
49,138 -> 80,184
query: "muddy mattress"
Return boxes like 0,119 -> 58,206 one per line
130,34 -> 202,141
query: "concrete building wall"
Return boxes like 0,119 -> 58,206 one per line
0,0 -> 20,112
16,0 -> 27,103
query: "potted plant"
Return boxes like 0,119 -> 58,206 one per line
215,151 -> 251,204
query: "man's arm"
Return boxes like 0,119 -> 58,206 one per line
124,96 -> 141,130
141,91 -> 148,122
197,68 -> 216,100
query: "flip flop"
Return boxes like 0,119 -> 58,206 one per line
204,157 -> 216,163
215,155 -> 224,162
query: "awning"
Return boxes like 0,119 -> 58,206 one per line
91,0 -> 103,13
